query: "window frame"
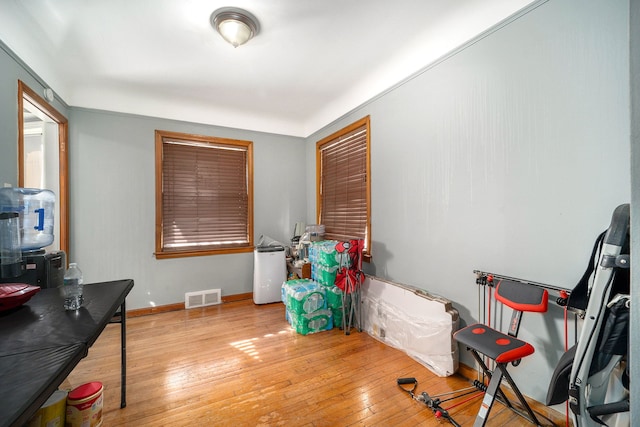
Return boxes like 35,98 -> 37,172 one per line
316,116 -> 371,260
154,129 -> 254,259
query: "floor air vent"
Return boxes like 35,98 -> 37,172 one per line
185,289 -> 221,309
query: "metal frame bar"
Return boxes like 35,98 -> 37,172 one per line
468,348 -> 541,426
473,270 -> 570,293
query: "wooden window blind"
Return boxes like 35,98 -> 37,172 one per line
317,116 -> 371,255
155,130 -> 253,258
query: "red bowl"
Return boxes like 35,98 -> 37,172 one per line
0,283 -> 41,311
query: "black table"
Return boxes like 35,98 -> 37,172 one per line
0,279 -> 134,427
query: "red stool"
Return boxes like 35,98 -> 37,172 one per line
453,280 -> 548,426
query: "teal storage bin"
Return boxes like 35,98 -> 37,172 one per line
282,280 -> 326,314
287,309 -> 333,335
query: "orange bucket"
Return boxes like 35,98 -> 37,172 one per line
66,382 -> 103,427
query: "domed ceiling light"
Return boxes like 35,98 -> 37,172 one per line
211,7 -> 260,48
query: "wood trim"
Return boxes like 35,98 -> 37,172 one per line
17,86 -> 24,186
126,292 -> 254,318
155,129 -> 253,147
246,141 -> 254,250
18,81 -> 67,123
364,116 -> 371,258
154,129 -> 254,259
315,115 -> 371,255
154,131 -> 164,256
316,137 -> 321,230
154,246 -> 254,259
17,80 -> 70,259
127,302 -> 185,318
58,120 -> 69,255
457,362 -> 570,426
221,292 -> 252,303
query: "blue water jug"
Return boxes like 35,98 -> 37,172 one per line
0,187 -> 55,251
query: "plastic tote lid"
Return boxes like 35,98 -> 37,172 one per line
256,245 -> 284,252
256,234 -> 285,252
68,382 -> 103,400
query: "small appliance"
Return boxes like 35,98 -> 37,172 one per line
0,188 -> 66,310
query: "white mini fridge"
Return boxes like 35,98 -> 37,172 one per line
253,246 -> 286,304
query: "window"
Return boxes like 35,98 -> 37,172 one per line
316,116 -> 371,257
155,130 -> 253,259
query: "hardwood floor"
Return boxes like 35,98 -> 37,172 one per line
64,299 -> 561,426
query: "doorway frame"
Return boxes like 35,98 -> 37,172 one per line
17,80 -> 69,257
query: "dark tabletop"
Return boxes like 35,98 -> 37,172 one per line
0,279 -> 134,427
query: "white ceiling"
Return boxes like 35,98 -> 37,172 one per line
0,0 -> 535,137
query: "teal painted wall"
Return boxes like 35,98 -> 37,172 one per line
306,0 -> 630,403
0,0 -> 632,406
0,43 -> 69,186
68,107 -> 305,308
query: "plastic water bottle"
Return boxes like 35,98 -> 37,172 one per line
63,263 -> 84,310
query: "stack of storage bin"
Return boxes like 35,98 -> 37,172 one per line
308,240 -> 341,285
281,279 -> 333,335
308,241 -> 346,329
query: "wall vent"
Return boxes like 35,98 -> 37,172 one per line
185,289 -> 222,309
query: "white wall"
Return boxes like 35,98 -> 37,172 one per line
306,0 -> 630,403
68,108 -> 306,309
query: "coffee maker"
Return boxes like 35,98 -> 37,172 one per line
0,188 -> 66,289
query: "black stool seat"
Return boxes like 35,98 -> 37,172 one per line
453,280 -> 547,426
454,323 -> 534,363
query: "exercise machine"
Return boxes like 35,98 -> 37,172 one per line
547,203 -> 630,426
454,279 -> 548,426
397,376 -> 487,427
398,278 -> 550,426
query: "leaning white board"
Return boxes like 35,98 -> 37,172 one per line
362,275 -> 459,377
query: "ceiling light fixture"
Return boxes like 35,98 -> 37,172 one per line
211,7 -> 260,48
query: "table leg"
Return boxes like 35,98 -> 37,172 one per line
120,299 -> 127,408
